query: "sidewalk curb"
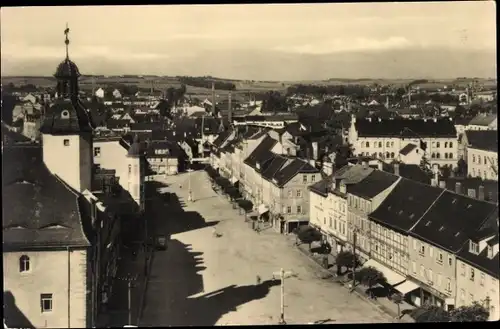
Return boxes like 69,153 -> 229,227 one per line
137,248 -> 155,325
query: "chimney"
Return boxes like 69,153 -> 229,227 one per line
228,91 -> 232,124
455,182 -> 462,194
439,180 -> 446,189
212,82 -> 216,114
478,185 -> 485,200
394,163 -> 400,176
312,141 -> 318,160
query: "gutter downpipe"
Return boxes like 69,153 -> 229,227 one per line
67,246 -> 71,328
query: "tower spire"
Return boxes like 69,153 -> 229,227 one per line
64,23 -> 70,59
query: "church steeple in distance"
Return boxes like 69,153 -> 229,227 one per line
55,23 -> 81,100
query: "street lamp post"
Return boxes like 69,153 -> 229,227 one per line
272,268 -> 295,325
351,228 -> 358,292
187,168 -> 194,202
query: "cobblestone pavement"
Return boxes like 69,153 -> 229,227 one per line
140,171 -> 393,326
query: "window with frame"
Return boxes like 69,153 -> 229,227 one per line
446,278 -> 451,291
329,217 -> 332,228
461,263 -> 466,276
311,175 -> 316,182
419,244 -> 425,255
128,165 -> 132,174
470,268 -> 475,281
19,255 -> 30,272
437,252 -> 443,264
286,206 -> 291,214
63,139 -> 70,146
429,246 -> 434,258
297,206 -> 302,213
413,239 -> 417,250
448,255 -> 453,266
288,190 -> 292,197
94,147 -> 101,157
41,293 -> 53,313
296,190 -> 302,197
303,175 -> 307,183
480,273 -> 485,286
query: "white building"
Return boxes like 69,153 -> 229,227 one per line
95,87 -> 105,99
112,89 -> 122,99
466,113 -> 497,131
349,115 -> 458,169
463,131 -> 498,181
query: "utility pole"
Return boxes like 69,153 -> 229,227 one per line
116,274 -> 138,326
272,268 -> 295,325
187,169 -> 193,202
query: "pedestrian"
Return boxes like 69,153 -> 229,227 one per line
256,275 -> 262,285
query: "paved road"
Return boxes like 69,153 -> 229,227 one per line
140,171 -> 391,325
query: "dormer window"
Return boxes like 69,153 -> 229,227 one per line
63,139 -> 70,146
469,241 -> 480,254
487,246 -> 494,259
61,110 -> 69,119
340,182 -> 346,194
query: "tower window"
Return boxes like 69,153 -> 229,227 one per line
20,255 -> 30,272
63,139 -> 70,146
40,293 -> 53,313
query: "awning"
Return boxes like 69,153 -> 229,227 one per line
258,204 -> 269,215
362,259 -> 406,286
230,176 -> 239,184
393,280 -> 420,295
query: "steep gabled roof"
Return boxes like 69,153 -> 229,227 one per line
411,190 -> 498,253
273,159 -> 319,187
2,146 -> 91,249
369,178 -> 443,234
468,113 -> 497,126
347,170 -> 399,199
465,130 -> 498,152
243,135 -> 277,168
261,155 -> 288,181
355,118 -> 456,138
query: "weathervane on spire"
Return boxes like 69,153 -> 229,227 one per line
64,23 -> 70,59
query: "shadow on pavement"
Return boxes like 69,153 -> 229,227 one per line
145,181 -> 219,237
3,291 -> 35,329
142,239 -> 281,326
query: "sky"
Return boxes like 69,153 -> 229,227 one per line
1,3 -> 497,80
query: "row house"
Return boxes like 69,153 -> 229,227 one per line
463,130 -> 498,181
348,115 -> 458,169
232,113 -> 299,129
346,169 -> 400,263
456,229 -> 499,321
408,189 -> 497,311
368,179 -> 446,304
309,164 -> 374,253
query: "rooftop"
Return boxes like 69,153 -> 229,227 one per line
465,130 -> 498,152
347,170 -> 399,200
411,190 -> 498,253
355,118 -> 457,138
2,145 -> 91,249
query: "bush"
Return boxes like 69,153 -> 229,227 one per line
297,227 -> 322,250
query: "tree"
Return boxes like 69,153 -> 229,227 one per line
357,266 -> 387,297
334,250 -> 359,276
411,304 -> 450,322
449,301 -> 490,322
296,226 -> 322,250
456,158 -> 467,177
334,144 -> 354,169
391,293 -> 404,319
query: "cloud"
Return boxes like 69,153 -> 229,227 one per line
1,43 -> 169,62
273,37 -> 414,55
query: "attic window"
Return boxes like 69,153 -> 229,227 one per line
455,232 -> 460,237
452,198 -> 457,204
61,110 -> 70,118
425,221 -> 432,227
439,226 -> 445,232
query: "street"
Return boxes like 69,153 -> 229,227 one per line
140,171 -> 392,325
